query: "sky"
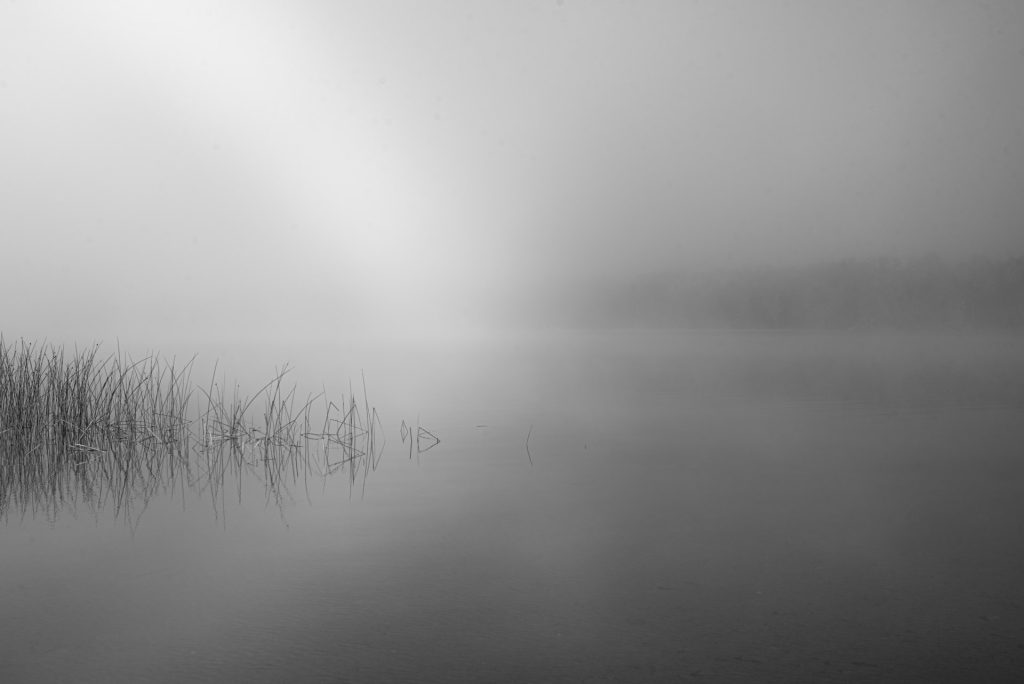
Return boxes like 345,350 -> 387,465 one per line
2,0 -> 1023,335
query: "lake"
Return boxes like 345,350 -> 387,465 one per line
2,329 -> 1023,682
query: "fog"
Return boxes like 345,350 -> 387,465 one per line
5,6 -> 1024,679
2,0 -> 1023,338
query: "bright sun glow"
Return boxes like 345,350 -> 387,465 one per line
92,1 -> 452,314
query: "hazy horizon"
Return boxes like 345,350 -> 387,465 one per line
3,1 -> 1024,337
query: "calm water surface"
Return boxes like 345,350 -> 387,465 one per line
2,330 -> 1024,682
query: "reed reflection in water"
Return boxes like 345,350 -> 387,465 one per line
0,338 -> 398,526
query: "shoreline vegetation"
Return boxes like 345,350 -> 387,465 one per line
0,338 -> 384,525
557,256 -> 1024,330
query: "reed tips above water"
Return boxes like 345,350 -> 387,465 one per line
0,337 -> 384,523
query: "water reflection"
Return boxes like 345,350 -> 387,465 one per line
2,331 -> 1024,682
0,339 -> 397,526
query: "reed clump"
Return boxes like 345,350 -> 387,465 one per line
0,338 -> 383,523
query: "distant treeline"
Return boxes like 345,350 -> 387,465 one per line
570,257 -> 1024,329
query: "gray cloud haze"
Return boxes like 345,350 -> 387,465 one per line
2,1 -> 1023,334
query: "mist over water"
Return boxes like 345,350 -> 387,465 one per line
3,1 -> 1024,681
3,0 -> 1024,335
4,329 -> 1024,682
